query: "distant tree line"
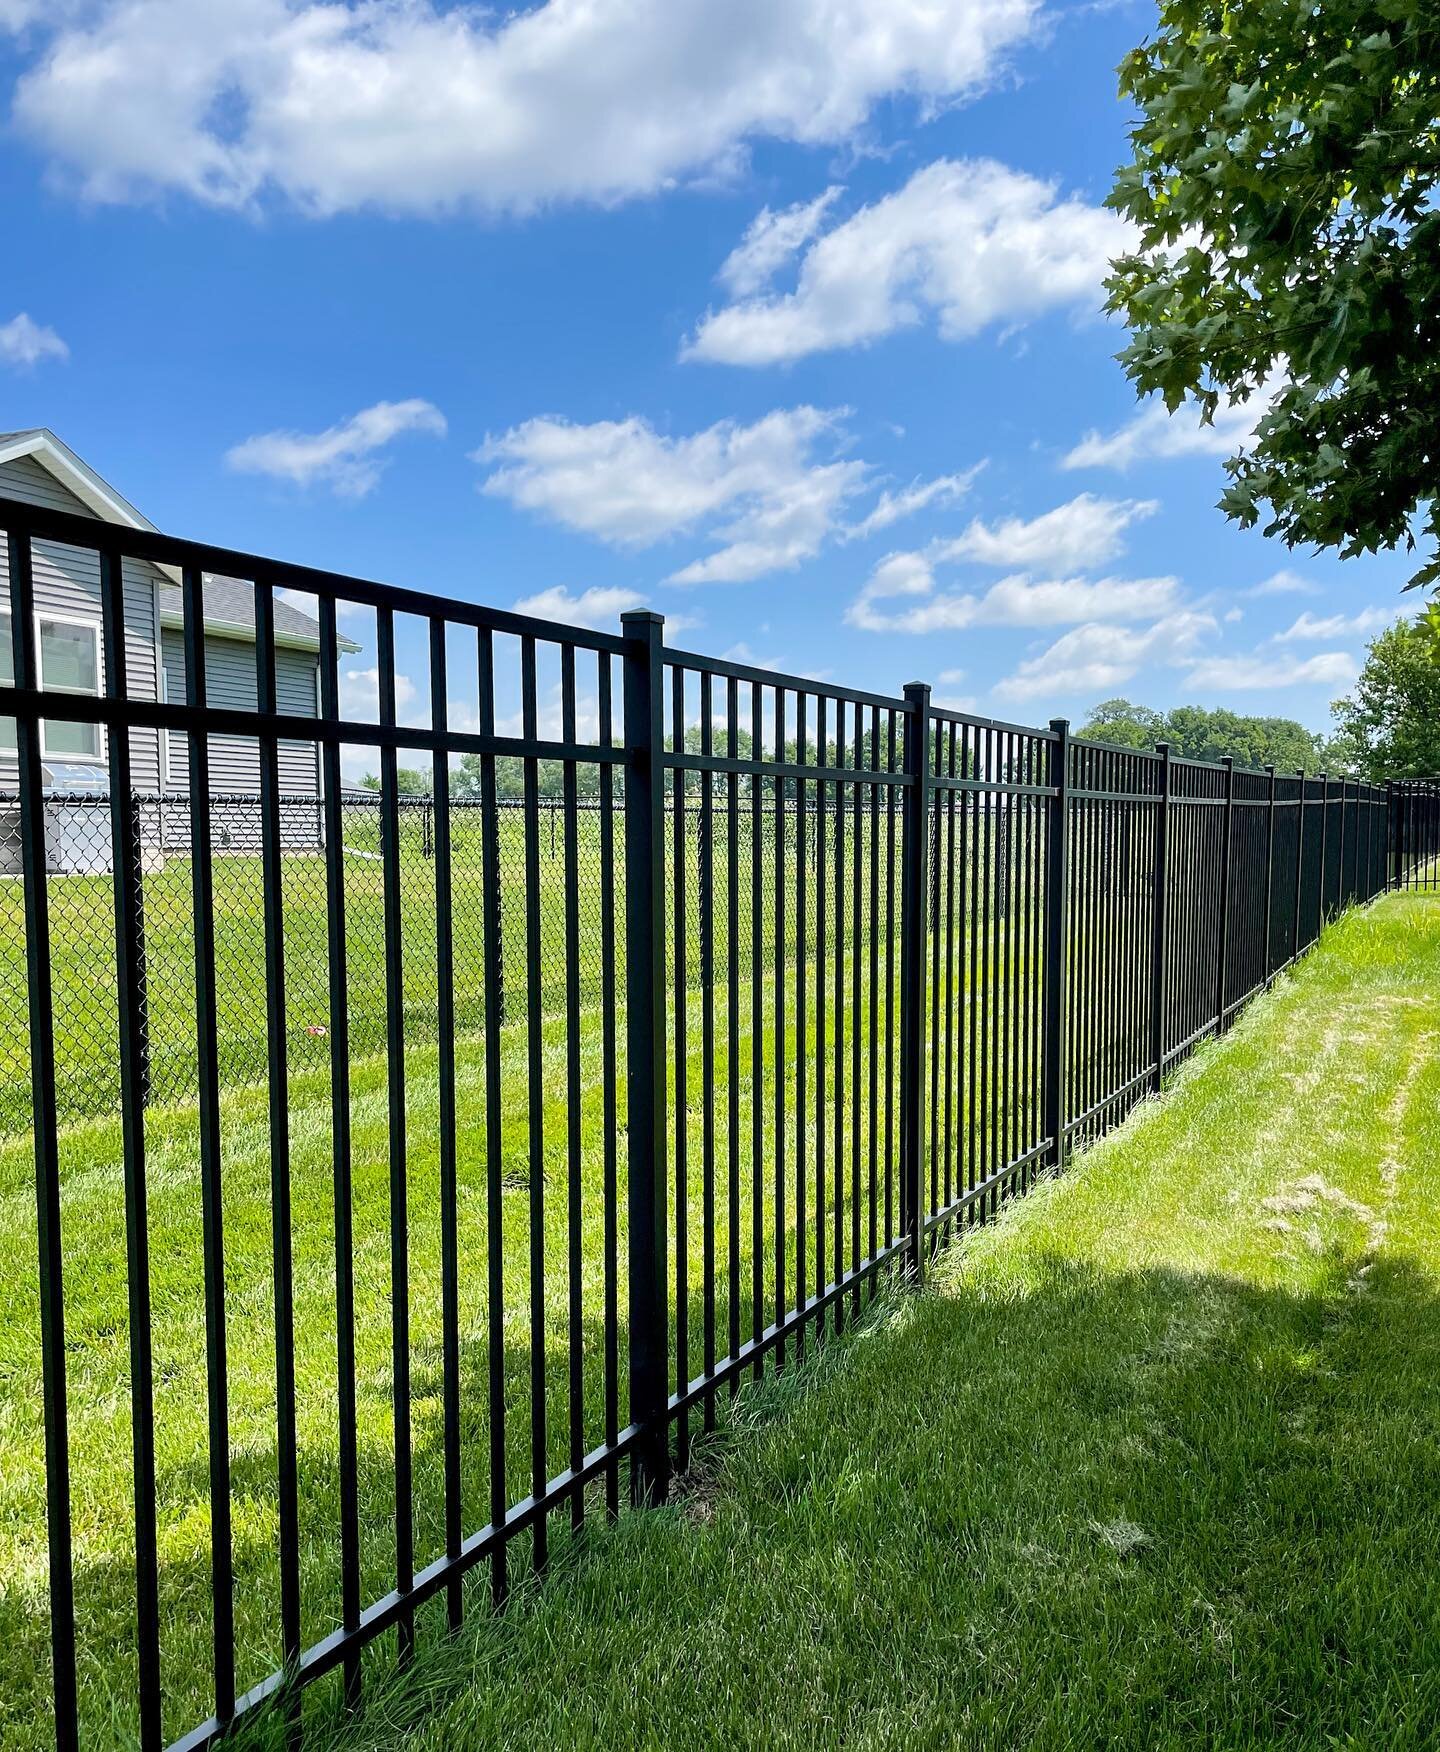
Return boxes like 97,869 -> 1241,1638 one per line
1076,613 -> 1440,784
1074,700 -> 1328,773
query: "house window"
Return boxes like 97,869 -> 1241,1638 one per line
37,616 -> 103,761
0,610 -> 13,753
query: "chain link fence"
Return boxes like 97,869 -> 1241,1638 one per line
0,787 -> 900,1133
0,788 -> 627,1131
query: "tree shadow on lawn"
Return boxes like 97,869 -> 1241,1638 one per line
235,1244 -> 1440,1751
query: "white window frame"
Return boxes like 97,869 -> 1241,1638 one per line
160,661 -> 173,790
0,608 -> 14,753
34,611 -> 105,763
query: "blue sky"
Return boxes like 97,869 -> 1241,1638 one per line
0,0 -> 1413,744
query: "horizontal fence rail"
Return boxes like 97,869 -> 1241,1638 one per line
0,489 -> 1435,1751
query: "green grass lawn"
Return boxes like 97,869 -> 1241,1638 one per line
228,890 -> 1440,1752
2,791 -> 1064,1752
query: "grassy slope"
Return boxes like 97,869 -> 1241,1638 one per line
267,893 -> 1440,1752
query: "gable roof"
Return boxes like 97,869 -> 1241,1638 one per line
0,429 -> 355,653
0,427 -> 160,530
152,575 -> 348,650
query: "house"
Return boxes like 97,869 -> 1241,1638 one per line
0,429 -> 358,869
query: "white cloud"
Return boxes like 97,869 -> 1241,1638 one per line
508,583 -> 701,635
0,0 -> 87,27
478,406 -> 868,584
946,493 -> 1156,572
510,584 -> 646,631
1249,568 -> 1318,598
338,664 -> 418,722
226,398 -> 446,496
721,641 -> 783,670
1063,378 -> 1280,471
1272,608 -> 1397,643
843,466 -> 984,540
848,561 -> 1182,635
1183,650 -> 1357,691
719,188 -> 843,297
685,158 -> 1130,366
933,669 -> 974,711
993,611 -> 1216,701
0,311 -> 68,367
11,0 -> 1041,215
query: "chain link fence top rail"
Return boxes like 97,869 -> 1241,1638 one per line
1,485 -> 1438,1752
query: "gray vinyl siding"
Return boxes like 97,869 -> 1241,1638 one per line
161,628 -> 321,795
0,453 -> 163,789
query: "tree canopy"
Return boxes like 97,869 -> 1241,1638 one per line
1075,697 -> 1328,770
1107,1 -> 1440,589
1328,613 -> 1440,779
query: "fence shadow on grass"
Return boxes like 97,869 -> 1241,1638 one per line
217,1243 -> 1440,1750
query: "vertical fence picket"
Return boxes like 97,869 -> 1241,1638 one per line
377,607 -> 415,1657
10,531 -> 79,1752
319,597 -> 362,1700
181,562 -> 236,1731
1216,756 -> 1235,1032
899,682 -> 931,1278
100,545 -> 162,1750
1043,719 -> 1070,1172
429,619 -> 463,1625
621,611 -> 670,1505
1293,770 -> 1306,962
1151,742 -> 1172,1088
255,580 -> 302,1715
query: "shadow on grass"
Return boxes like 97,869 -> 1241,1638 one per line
211,1243 -> 1440,1751
8,1220 -> 1439,1750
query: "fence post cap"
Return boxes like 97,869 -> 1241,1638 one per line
1049,716 -> 1070,736
1265,762 -> 1276,773
903,679 -> 931,698
620,609 -> 665,627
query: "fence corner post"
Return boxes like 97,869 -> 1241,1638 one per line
1216,755 -> 1235,1032
620,609 -> 670,1506
1043,717 -> 1070,1172
898,680 -> 931,1281
1150,741 -> 1171,1091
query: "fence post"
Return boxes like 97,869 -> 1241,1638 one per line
1387,780 -> 1398,889
620,610 -> 669,1505
1292,769 -> 1305,962
1043,718 -> 1071,1171
898,681 -> 931,1282
1215,756 -> 1235,1032
1262,764 -> 1276,984
1324,774 -> 1338,925
1150,742 -> 1171,1090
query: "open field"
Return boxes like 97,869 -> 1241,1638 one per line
218,892 -> 1440,1752
0,800 -> 940,1131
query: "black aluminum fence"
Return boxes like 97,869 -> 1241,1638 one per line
0,489 -> 1436,1752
